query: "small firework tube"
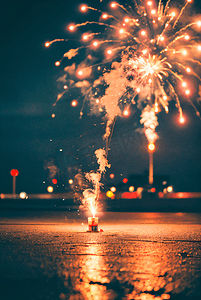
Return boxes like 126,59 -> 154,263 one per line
88,217 -> 98,231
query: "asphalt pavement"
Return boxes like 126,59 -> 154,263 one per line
0,212 -> 201,300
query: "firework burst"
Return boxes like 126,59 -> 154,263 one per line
46,0 -> 201,145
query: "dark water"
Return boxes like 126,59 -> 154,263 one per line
0,212 -> 201,300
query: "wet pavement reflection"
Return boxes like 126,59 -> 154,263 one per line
0,213 -> 201,299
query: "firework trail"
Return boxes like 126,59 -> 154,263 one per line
82,148 -> 110,216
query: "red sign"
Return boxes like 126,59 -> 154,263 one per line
10,169 -> 19,177
52,179 -> 57,184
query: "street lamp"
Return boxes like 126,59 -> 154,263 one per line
148,143 -> 155,185
10,169 -> 19,195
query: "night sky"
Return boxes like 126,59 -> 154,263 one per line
0,0 -> 201,195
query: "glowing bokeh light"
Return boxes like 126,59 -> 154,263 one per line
110,186 -> 116,192
129,186 -> 135,192
123,178 -> 128,183
106,190 -> 114,198
52,179 -> 57,184
167,186 -> 173,193
47,186 -> 53,193
19,192 -> 27,199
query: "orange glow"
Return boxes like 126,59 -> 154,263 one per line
185,89 -> 190,95
78,70 -> 83,76
197,45 -> 201,51
123,109 -> 130,117
147,1 -> 152,6
106,49 -> 112,55
82,34 -> 88,40
63,85 -> 68,89
180,116 -> 185,123
51,114 -> 55,118
141,30 -> 146,36
111,2 -> 117,8
110,173 -> 115,179
45,42 -> 50,47
80,5 -> 87,12
182,49 -> 187,55
69,24 -> 75,31
182,81 -> 187,87
171,12 -> 176,17
92,41 -> 99,47
148,143 -> 155,151
71,100 -> 78,107
136,87 -> 140,93
55,61 -> 60,66
186,67 -> 191,73
69,179 -> 73,184
151,9 -> 156,14
102,13 -> 108,19
184,34 -> 190,40
124,17 -> 130,23
197,21 -> 201,26
119,28 -> 124,34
